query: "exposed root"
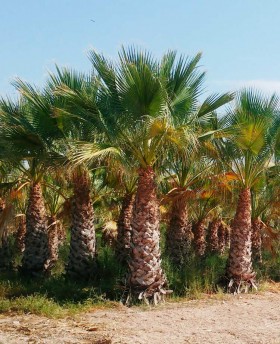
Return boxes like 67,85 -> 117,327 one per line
227,275 -> 258,294
121,283 -> 173,306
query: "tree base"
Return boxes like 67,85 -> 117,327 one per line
227,274 -> 257,294
122,286 -> 173,306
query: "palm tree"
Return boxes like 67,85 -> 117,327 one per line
0,196 -> 11,270
55,47 -> 232,301
164,156 -> 210,264
48,67 -> 113,279
250,170 -> 280,264
207,215 -> 222,254
0,82 -> 65,276
217,89 -> 279,292
114,173 -> 137,264
93,47 -> 235,301
66,167 -> 96,278
43,173 -> 68,268
217,221 -> 230,254
88,47 -> 172,302
14,187 -> 28,254
191,189 -> 220,256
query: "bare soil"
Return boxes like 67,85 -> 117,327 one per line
0,286 -> 280,344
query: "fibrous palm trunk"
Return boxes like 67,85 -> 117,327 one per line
57,220 -> 66,247
21,182 -> 49,276
251,217 -> 262,264
129,167 -> 168,303
47,215 -> 60,268
227,188 -> 255,292
208,218 -> 222,253
66,170 -> 96,279
217,222 -> 226,254
0,236 -> 11,270
193,219 -> 206,256
116,193 -> 135,263
166,197 -> 193,265
0,198 -> 5,214
16,215 -> 26,253
0,198 -> 11,270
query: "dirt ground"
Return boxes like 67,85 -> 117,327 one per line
0,287 -> 280,344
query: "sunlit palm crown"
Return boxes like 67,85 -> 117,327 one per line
0,82 -> 65,181
217,89 -> 280,189
52,47 -> 233,169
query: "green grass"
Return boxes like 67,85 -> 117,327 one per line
0,234 -> 279,318
0,271 -> 120,318
254,250 -> 280,282
0,241 -> 124,318
163,252 -> 228,298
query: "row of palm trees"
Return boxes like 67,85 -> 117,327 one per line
0,47 -> 279,302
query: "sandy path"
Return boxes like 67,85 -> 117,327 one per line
0,291 -> 280,344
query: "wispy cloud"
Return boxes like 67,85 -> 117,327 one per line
211,79 -> 280,95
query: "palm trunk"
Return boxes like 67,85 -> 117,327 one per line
218,221 -> 230,254
227,188 -> 255,292
208,218 -> 222,253
21,182 -> 49,276
251,217 -> 262,264
129,167 -> 168,303
0,198 -> 11,270
0,237 -> 11,270
166,197 -> 193,265
16,215 -> 26,253
47,215 -> 59,267
57,221 -> 66,247
66,170 -> 96,279
116,193 -> 135,263
193,219 -> 206,256
0,198 -> 5,213
217,222 -> 227,254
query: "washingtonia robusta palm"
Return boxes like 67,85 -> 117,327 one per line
159,83 -> 234,265
55,49 -> 170,299
163,154 -> 211,264
156,54 -> 235,267
51,47 -> 232,300
217,89 -> 280,292
43,174 -> 68,267
103,162 -> 137,263
48,67 -> 117,279
0,81 -> 66,276
88,48 -> 212,301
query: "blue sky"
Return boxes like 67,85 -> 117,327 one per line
1,0 -> 280,97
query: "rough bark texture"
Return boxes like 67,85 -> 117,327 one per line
21,182 -> 50,276
251,217 -> 263,264
129,167 -> 168,303
193,220 -> 206,256
0,198 -> 5,213
208,218 -> 222,253
217,222 -> 226,254
47,215 -> 60,268
57,221 -> 66,247
0,237 -> 11,270
166,197 -> 193,265
116,193 -> 135,263
0,198 -> 11,270
227,188 -> 256,292
66,170 -> 96,279
16,215 -> 26,253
